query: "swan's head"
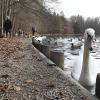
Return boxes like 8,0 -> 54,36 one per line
84,28 -> 95,51
84,28 -> 95,40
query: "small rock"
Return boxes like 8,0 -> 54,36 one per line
25,79 -> 33,83
40,75 -> 43,79
14,86 -> 21,91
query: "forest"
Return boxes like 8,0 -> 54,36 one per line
0,0 -> 100,36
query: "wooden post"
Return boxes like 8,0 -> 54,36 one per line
95,73 -> 100,99
50,50 -> 64,70
41,44 -> 50,58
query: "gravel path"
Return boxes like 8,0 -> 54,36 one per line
0,37 -> 98,100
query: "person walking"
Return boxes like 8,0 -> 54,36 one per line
32,27 -> 36,36
3,16 -> 12,37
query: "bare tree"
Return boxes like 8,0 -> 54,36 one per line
1,0 -> 4,36
0,0 -> 62,36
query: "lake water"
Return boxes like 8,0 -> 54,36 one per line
37,36 -> 100,95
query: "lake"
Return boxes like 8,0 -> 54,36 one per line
34,35 -> 100,95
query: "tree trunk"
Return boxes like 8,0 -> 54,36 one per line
1,0 -> 4,36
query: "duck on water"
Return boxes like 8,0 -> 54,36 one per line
71,28 -> 100,88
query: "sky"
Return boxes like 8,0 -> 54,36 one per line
55,0 -> 100,18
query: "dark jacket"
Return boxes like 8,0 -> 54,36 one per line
4,19 -> 12,31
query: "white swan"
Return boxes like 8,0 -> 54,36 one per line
32,36 -> 46,43
71,28 -> 100,87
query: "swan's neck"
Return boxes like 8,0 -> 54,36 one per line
79,38 -> 93,86
83,38 -> 91,67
